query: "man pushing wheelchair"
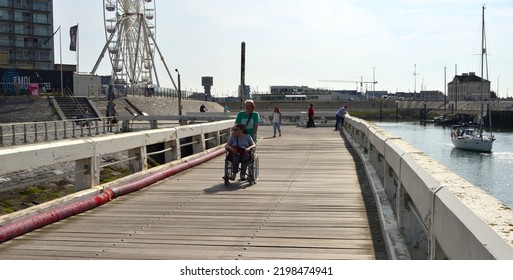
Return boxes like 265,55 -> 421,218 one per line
224,123 -> 256,181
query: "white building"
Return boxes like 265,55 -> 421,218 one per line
448,72 -> 491,101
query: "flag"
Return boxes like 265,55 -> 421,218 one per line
42,26 -> 60,46
69,25 -> 78,51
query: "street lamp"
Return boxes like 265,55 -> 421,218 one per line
175,69 -> 182,116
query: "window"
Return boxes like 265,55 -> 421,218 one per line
0,35 -> 11,46
33,13 -> 48,24
34,25 -> 50,36
35,50 -> 50,60
0,22 -> 13,33
14,24 -> 31,35
14,0 -> 30,9
33,0 -> 50,11
0,0 -> 11,7
14,11 -> 31,22
0,10 -> 12,20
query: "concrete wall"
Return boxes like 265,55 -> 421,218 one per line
343,116 -> 513,259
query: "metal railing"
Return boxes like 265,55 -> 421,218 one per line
0,117 -> 120,147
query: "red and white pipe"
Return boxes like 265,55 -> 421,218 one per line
0,147 -> 225,243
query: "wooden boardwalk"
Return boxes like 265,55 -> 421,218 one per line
0,126 -> 387,260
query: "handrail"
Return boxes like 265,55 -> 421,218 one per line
0,117 -> 120,147
0,120 -> 233,194
343,115 -> 513,259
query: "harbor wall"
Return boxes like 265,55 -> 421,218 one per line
343,116 -> 513,259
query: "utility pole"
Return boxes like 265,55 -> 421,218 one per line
372,67 -> 376,92
413,64 -> 420,99
175,69 -> 182,116
444,66 -> 447,111
239,41 -> 246,110
455,64 -> 458,111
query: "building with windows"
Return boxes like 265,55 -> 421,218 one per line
448,72 -> 491,101
0,0 -> 54,70
253,85 -> 361,101
0,1 -> 76,96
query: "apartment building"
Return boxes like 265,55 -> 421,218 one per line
0,0 -> 54,70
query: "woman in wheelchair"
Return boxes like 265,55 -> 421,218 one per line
225,123 -> 256,181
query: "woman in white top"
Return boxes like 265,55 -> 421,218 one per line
272,106 -> 282,137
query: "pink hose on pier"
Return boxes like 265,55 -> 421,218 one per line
0,148 -> 225,243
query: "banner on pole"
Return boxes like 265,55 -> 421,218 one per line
69,25 -> 78,51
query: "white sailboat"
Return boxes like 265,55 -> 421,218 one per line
451,5 -> 495,152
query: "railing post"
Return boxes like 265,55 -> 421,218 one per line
23,124 -> 27,143
34,123 -> 38,142
75,156 -> 99,191
215,130 -> 221,147
11,124 -> 15,145
0,125 -> 3,147
54,122 -> 58,140
63,121 -> 67,139
129,147 -> 148,174
94,120 -> 99,135
164,139 -> 178,163
72,121 -> 77,138
192,133 -> 206,154
44,122 -> 49,141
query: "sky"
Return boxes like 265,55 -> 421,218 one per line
53,0 -> 513,98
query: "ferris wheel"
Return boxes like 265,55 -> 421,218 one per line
101,0 -> 157,87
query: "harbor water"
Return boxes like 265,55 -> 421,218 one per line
375,121 -> 513,209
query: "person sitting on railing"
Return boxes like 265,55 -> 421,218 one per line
81,108 -> 91,128
225,123 -> 256,181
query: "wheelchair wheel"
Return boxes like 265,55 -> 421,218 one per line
224,159 -> 232,186
248,154 -> 259,186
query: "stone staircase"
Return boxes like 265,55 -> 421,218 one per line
52,97 -> 99,120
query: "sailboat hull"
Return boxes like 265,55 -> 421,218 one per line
451,137 -> 493,152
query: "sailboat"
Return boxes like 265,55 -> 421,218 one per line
451,5 -> 496,152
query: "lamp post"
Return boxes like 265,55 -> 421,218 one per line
175,69 -> 182,116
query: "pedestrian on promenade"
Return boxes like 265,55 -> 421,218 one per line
225,123 -> 256,181
272,106 -> 282,137
200,104 -> 207,112
307,103 -> 315,128
235,99 -> 261,143
335,105 -> 347,130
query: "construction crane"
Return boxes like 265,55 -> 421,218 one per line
319,77 -> 377,93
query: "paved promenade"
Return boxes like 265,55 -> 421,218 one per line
0,126 -> 386,260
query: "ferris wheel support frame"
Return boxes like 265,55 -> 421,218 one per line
92,0 -> 177,91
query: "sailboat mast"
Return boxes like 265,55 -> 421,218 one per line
481,5 -> 485,82
479,5 -> 486,135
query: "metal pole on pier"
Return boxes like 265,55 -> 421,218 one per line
239,41 -> 246,110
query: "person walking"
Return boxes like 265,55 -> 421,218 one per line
272,106 -> 282,137
335,105 -> 347,130
235,99 -> 260,143
200,104 -> 207,112
307,103 -> 315,128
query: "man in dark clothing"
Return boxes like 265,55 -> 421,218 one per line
307,103 -> 315,128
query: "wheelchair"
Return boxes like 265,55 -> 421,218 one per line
223,148 -> 259,186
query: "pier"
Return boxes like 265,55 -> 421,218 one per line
1,115 -> 513,259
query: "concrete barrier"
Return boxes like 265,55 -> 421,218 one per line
343,116 -> 513,259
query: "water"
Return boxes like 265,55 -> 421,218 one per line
375,121 -> 513,208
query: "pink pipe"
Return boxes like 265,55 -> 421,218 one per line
0,148 -> 225,243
